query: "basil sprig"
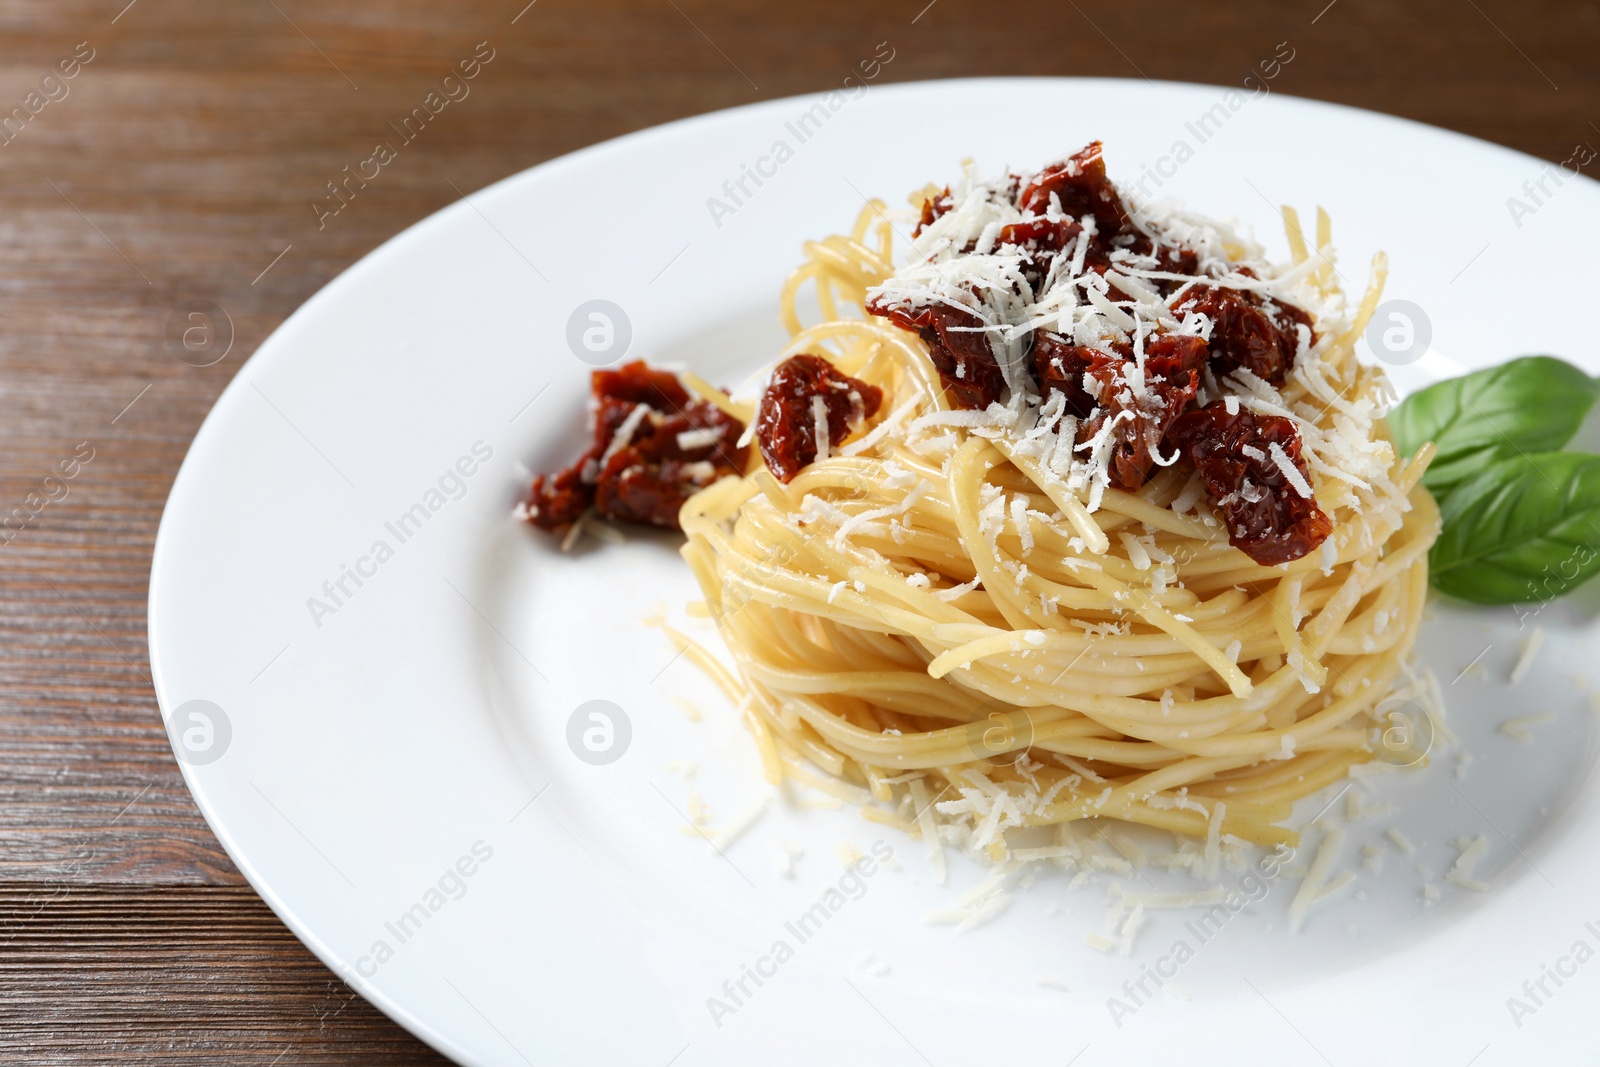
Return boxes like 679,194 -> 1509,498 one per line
1389,356 -> 1600,496
1430,453 -> 1600,603
1391,356 -> 1600,604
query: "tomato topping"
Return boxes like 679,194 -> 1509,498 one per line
1016,141 -> 1131,237
1124,233 -> 1200,282
524,360 -> 747,532
914,186 -> 954,237
590,360 -> 692,411
865,295 -> 1007,410
1168,402 -> 1332,565
755,354 -> 884,482
1036,334 -> 1206,489
1033,333 -> 1107,419
1172,285 -> 1315,385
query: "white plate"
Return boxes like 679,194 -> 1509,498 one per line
149,78 -> 1600,1065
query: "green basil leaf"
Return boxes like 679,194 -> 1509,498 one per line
1429,451 -> 1600,603
1389,356 -> 1600,495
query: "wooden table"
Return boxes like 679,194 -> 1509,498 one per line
0,0 -> 1591,1060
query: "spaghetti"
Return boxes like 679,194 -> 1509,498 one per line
672,145 -> 1440,858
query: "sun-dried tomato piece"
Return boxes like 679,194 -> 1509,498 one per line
525,393 -> 649,528
592,401 -> 746,527
591,360 -> 692,411
866,295 -> 1006,410
1102,335 -> 1207,489
998,216 -> 1085,291
525,461 -> 593,530
914,186 -> 954,237
1172,285 -> 1315,385
1168,402 -> 1331,565
998,217 -> 1083,256
1144,335 -> 1209,378
524,360 -> 747,532
1122,234 -> 1200,284
1033,333 -> 1112,419
1044,335 -> 1206,490
755,354 -> 884,483
1017,142 -> 1132,237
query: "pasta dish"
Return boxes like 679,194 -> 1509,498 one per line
523,142 -> 1441,869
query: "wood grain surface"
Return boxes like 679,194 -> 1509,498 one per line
0,0 -> 1592,1061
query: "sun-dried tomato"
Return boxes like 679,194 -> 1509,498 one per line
1172,284 -> 1315,385
997,216 -> 1086,291
873,147 -> 1211,413
1017,141 -> 1132,237
591,402 -> 746,527
865,295 -> 1006,410
1036,334 -> 1206,489
1033,333 -> 1110,419
914,186 -> 954,237
524,458 -> 592,531
755,354 -> 884,483
524,361 -> 747,532
1097,335 -> 1207,489
590,360 -> 691,411
998,217 -> 1080,252
1167,402 -> 1331,565
1123,234 -> 1200,283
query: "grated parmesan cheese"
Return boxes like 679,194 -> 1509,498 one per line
1509,627 -> 1545,684
709,792 -> 772,851
1385,827 -> 1416,855
1445,834 -> 1491,892
1289,828 -> 1345,932
811,394 -> 831,462
1269,442 -> 1314,499
1499,713 -> 1554,742
599,403 -> 650,467
676,426 -> 724,451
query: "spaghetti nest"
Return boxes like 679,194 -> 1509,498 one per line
677,199 -> 1440,861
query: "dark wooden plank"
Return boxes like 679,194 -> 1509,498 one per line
0,0 -> 1591,1060
0,884 -> 449,1065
